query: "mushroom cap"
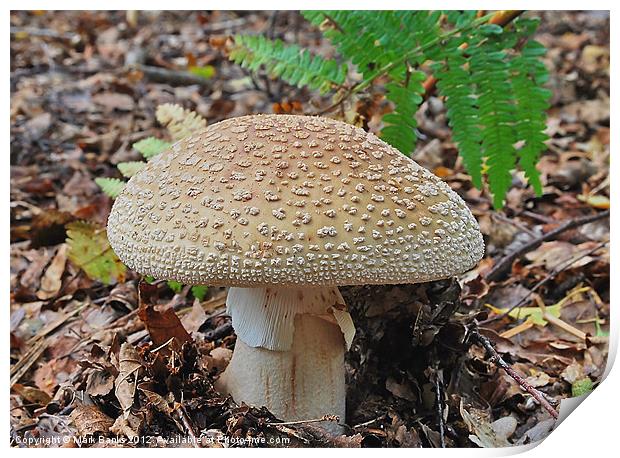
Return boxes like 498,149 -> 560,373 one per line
107,114 -> 484,287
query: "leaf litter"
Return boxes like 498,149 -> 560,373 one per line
10,10 -> 609,448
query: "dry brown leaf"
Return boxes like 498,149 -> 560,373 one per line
70,405 -> 114,437
92,93 -> 135,112
139,387 -> 173,415
37,244 -> 68,300
181,298 -> 208,334
12,383 -> 52,405
86,369 -> 115,397
110,413 -> 143,440
460,402 -> 512,448
114,342 -> 142,418
138,294 -> 191,352
20,248 -> 54,291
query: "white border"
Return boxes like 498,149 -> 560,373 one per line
4,4 -> 617,456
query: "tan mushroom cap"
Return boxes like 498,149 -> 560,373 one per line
107,114 -> 484,287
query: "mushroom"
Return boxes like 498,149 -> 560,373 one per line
107,114 -> 484,432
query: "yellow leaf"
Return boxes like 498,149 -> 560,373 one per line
486,303 -> 562,326
578,194 -> 610,209
66,221 -> 126,284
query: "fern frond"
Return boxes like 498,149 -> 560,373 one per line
133,137 -> 171,160
229,34 -> 347,94
117,161 -> 146,178
435,48 -> 484,188
95,177 -> 125,199
156,103 -> 207,141
380,74 -> 425,155
509,34 -> 551,195
469,40 -> 518,208
303,11 -> 444,154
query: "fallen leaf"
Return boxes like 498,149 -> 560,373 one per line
70,405 -> 114,436
24,112 -> 52,141
577,194 -> 610,209
490,416 -> 517,441
138,283 -> 191,351
12,383 -> 52,405
37,244 -> 68,300
114,342 -> 142,418
110,413 -> 142,440
66,221 -> 126,284
92,93 -> 135,111
460,402 -> 512,448
139,387 -> 173,415
386,377 -> 417,402
181,298 -> 208,334
86,369 -> 116,397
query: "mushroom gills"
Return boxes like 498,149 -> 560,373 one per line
224,286 -> 355,351
217,286 -> 354,433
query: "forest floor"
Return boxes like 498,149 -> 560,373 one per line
10,11 -> 610,448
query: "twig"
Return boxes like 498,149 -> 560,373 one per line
268,414 -> 340,426
10,26 -> 81,44
491,212 -> 538,238
352,415 -> 386,429
485,210 -> 610,282
176,404 -> 201,448
10,339 -> 49,386
25,301 -> 90,345
128,64 -> 211,87
537,297 -> 587,340
432,369 -> 446,448
204,322 -> 233,341
481,240 -> 608,325
470,331 -> 559,419
518,210 -> 556,224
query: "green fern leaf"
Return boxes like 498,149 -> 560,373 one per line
133,137 -> 171,160
435,48 -> 484,188
117,161 -> 146,178
510,37 -> 551,196
381,74 -> 425,154
470,45 -> 517,209
191,285 -> 208,301
229,34 -> 347,94
95,177 -> 125,199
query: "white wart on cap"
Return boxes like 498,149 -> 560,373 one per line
107,114 -> 484,287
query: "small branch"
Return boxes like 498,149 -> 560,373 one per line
470,331 -> 559,419
485,210 -> 610,282
10,26 -> 81,44
432,369 -> 446,448
176,404 -> 201,448
268,414 -> 340,426
128,64 -> 211,88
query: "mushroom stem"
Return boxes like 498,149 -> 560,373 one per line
216,286 -> 354,434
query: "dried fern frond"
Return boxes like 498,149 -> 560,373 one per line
156,103 -> 207,141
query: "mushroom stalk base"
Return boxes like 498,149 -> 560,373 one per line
216,286 -> 348,434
